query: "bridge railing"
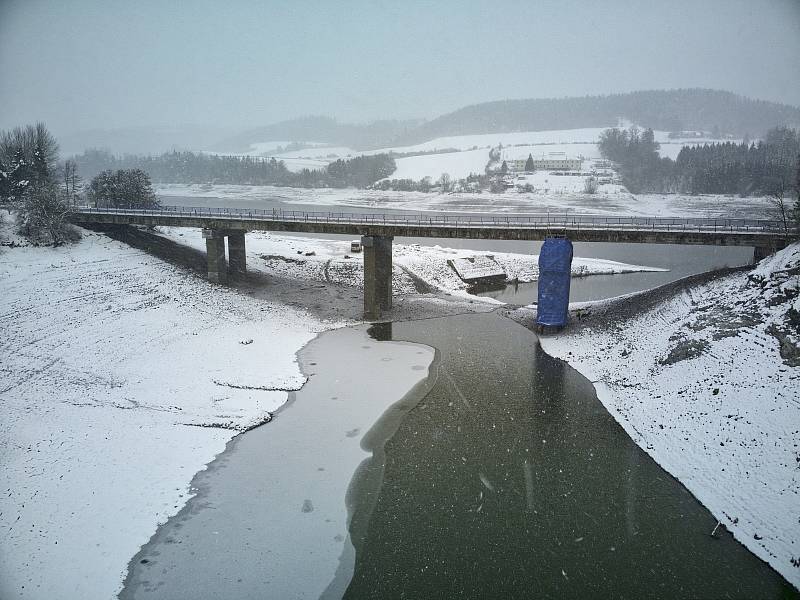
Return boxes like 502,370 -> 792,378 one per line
74,205 -> 789,235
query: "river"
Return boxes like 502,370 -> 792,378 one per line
120,314 -> 795,598
119,194 -> 794,597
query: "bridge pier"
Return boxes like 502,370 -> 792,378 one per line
362,235 -> 393,319
202,229 -> 248,283
228,232 -> 247,276
753,245 -> 772,263
203,229 -> 228,284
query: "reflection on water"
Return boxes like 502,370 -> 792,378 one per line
366,321 -> 393,341
346,313 -> 794,599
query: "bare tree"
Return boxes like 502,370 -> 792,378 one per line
583,176 -> 598,194
765,171 -> 794,235
61,159 -> 82,205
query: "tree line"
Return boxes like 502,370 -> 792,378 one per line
72,149 -> 396,189
598,126 -> 800,198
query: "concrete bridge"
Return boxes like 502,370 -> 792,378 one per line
71,205 -> 794,319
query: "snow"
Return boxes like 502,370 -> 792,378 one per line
371,128 -> 616,154
388,148 -> 489,181
272,145 -> 357,159
204,128 -> 743,178
126,325 -> 436,598
538,243 -> 800,589
0,216 -> 346,599
448,256 -> 505,281
152,227 -> 665,303
155,182 -> 775,219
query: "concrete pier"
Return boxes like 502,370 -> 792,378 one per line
753,245 -> 772,263
202,229 -> 228,284
362,235 -> 393,319
228,232 -> 247,276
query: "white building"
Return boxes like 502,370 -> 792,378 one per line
507,152 -> 582,172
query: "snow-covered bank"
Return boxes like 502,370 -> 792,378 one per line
155,182 -> 773,219
123,326 -> 436,599
538,244 -> 800,588
154,226 -> 665,302
0,222 -> 343,599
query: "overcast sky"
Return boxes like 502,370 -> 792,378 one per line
2,0 -> 799,137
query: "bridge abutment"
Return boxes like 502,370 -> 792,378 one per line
362,235 -> 393,319
753,245 -> 773,263
228,232 -> 247,276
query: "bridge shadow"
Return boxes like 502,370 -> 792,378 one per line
82,224 -> 368,322
91,223 -> 210,271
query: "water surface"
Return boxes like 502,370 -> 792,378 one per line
342,312 -> 794,598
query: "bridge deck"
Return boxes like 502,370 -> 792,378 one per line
71,205 -> 794,248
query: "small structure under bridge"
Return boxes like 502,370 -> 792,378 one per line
71,206 -> 794,320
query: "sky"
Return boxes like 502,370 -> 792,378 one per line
1,0 -> 800,139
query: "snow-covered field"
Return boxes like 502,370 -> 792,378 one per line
388,148 -> 489,181
156,182 -> 774,219
539,244 -> 800,588
0,218 -> 348,599
154,227 -> 664,302
221,128 -> 743,176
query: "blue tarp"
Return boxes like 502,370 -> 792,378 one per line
536,238 -> 573,328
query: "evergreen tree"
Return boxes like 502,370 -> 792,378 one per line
525,154 -> 534,171
88,169 -> 159,209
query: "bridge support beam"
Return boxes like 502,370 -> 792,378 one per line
202,229 -> 228,284
362,235 -> 393,319
228,232 -> 247,276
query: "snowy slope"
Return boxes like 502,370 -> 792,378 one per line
539,244 -> 800,589
0,218 -> 345,599
389,148 -> 489,180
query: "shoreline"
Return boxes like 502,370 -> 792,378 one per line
3,211 -> 795,596
531,245 -> 800,590
120,324 -> 438,599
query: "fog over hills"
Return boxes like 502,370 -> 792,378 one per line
391,89 -> 800,146
62,89 -> 800,157
211,117 -> 424,154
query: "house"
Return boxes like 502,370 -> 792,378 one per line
506,152 -> 582,172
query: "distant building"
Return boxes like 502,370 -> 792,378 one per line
506,152 -> 582,172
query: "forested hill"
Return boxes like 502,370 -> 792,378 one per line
391,89 -> 800,145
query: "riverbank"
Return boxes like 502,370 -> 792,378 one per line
535,243 -> 800,589
120,325 -> 437,599
151,226 -> 664,302
0,213 -> 492,599
0,216 -> 344,599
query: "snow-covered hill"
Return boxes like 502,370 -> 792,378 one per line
219,127 -> 744,181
